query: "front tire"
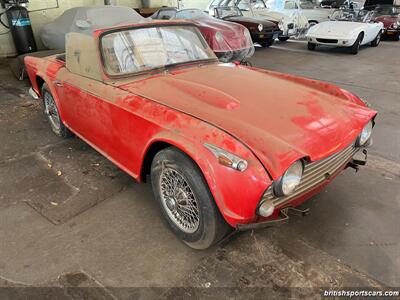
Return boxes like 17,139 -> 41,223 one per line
370,31 -> 381,47
307,42 -> 316,50
42,84 -> 72,138
260,38 -> 274,47
278,36 -> 290,42
150,147 -> 231,249
349,33 -> 362,55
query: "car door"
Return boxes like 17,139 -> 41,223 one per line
54,68 -> 115,156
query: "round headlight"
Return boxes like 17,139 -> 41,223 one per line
274,160 -> 303,196
215,31 -> 224,42
393,23 -> 399,29
356,121 -> 373,147
258,24 -> 263,32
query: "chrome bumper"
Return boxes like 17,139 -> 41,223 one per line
236,207 -> 310,231
28,87 -> 39,100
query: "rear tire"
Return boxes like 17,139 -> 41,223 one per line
349,33 -> 362,55
307,42 -> 316,50
42,84 -> 73,138
278,36 -> 290,42
370,31 -> 381,47
150,147 -> 231,250
260,39 -> 274,47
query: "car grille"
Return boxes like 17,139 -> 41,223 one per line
316,38 -> 338,44
262,142 -> 358,207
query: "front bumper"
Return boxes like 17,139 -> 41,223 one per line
383,28 -> 400,36
215,48 -> 253,62
251,30 -> 283,41
237,207 -> 309,230
307,36 -> 356,47
236,144 -> 368,231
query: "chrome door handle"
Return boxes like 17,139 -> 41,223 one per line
54,80 -> 63,87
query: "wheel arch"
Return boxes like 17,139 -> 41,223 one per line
359,31 -> 364,42
139,136 -> 226,222
35,75 -> 45,97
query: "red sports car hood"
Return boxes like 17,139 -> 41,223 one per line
193,18 -> 252,51
374,15 -> 399,28
118,64 -> 376,179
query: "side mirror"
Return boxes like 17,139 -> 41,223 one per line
75,19 -> 92,29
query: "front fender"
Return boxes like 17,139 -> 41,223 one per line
141,129 -> 272,227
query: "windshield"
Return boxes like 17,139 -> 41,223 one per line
215,6 -> 243,17
101,25 -> 216,76
374,5 -> 400,15
237,0 -> 268,10
330,9 -> 357,20
299,0 -> 317,9
331,9 -> 374,21
175,9 -> 211,19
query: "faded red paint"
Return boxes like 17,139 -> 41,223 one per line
23,24 -> 377,227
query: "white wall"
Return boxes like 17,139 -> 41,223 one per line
0,0 -> 208,57
0,0 -> 141,57
181,0 -> 209,9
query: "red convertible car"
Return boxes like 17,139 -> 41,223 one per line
25,21 -> 376,249
151,8 -> 254,62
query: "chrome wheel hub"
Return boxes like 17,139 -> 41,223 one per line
44,92 -> 61,131
159,167 -> 200,234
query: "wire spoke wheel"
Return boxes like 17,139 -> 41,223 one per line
44,92 -> 61,132
159,167 -> 200,234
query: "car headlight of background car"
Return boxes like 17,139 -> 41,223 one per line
274,160 -> 304,197
356,121 -> 373,147
215,31 -> 224,42
258,24 -> 263,32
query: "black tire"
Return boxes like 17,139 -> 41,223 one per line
278,36 -> 290,42
370,31 -> 381,47
260,38 -> 274,47
41,83 -> 73,138
307,42 -> 316,51
150,147 -> 231,250
349,33 -> 362,55
308,20 -> 318,27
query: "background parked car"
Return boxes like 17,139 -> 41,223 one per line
40,6 -> 146,50
273,0 -> 335,24
214,6 -> 283,46
207,0 -> 303,41
369,5 -> 400,40
306,9 -> 384,54
151,8 -> 255,62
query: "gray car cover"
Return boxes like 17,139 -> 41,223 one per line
40,6 -> 147,50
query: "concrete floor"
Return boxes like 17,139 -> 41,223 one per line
0,39 -> 399,299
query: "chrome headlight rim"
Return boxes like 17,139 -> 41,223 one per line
258,23 -> 264,32
204,143 -> 248,172
273,160 -> 304,197
356,121 -> 373,147
215,31 -> 224,42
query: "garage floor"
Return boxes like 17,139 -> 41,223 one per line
0,39 -> 399,299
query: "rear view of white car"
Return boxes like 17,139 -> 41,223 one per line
306,9 -> 384,54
